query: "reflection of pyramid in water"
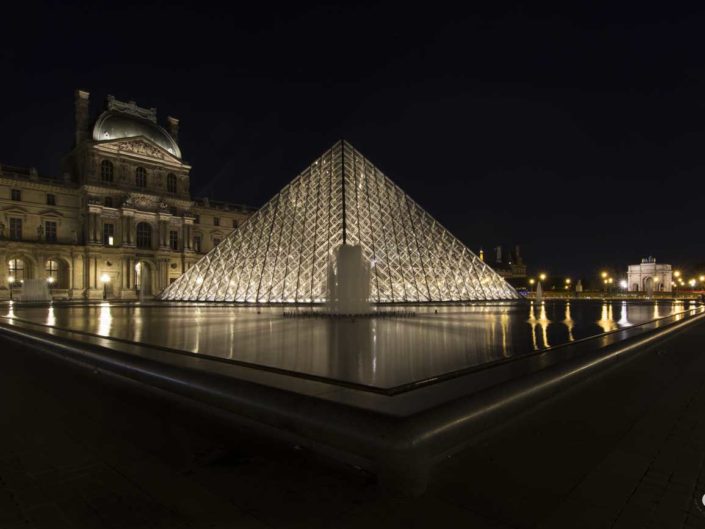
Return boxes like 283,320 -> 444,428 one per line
162,141 -> 519,303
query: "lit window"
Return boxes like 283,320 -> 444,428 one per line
11,189 -> 21,201
136,222 -> 152,249
167,173 -> 177,193
101,160 -> 114,183
135,167 -> 147,188
103,223 -> 115,246
46,193 -> 56,206
9,218 -> 22,240
45,221 -> 57,243
169,230 -> 179,251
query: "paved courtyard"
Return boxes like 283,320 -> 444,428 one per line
1,320 -> 705,528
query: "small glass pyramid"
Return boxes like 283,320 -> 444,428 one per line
161,141 -> 519,303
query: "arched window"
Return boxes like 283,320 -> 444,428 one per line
167,173 -> 177,193
101,160 -> 114,183
8,258 -> 25,285
135,167 -> 147,188
136,222 -> 152,249
46,259 -> 59,279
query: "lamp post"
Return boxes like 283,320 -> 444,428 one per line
100,273 -> 110,300
528,278 -> 535,291
8,275 -> 14,300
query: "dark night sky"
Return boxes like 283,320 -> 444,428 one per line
2,1 -> 704,280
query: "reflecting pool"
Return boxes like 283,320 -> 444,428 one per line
1,300 -> 701,389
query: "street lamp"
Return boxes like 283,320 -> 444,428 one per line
601,271 -> 608,279
47,276 -> 55,286
539,273 -> 547,282
100,273 -> 110,300
528,278 -> 535,291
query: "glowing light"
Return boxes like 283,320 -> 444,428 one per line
47,276 -> 55,284
619,279 -> 628,289
539,273 -> 547,281
196,276 -> 204,285
100,273 -> 110,283
108,235 -> 114,246
8,276 -> 14,284
601,271 -> 608,279
689,279 -> 696,287
528,278 -> 535,285
674,270 -> 681,278
700,275 -> 705,282
565,278 -> 571,284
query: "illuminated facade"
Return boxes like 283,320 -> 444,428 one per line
0,90 -> 252,300
162,141 -> 518,303
627,256 -> 672,292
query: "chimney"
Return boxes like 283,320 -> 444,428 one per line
167,116 -> 179,144
74,89 -> 91,146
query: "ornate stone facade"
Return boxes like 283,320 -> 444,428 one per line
0,90 -> 252,300
627,256 -> 672,293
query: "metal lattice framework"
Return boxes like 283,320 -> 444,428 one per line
161,141 -> 519,303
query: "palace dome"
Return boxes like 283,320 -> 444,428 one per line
92,111 -> 181,159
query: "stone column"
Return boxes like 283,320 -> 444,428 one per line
130,217 -> 136,246
0,253 -> 8,290
183,221 -> 193,251
88,214 -> 95,243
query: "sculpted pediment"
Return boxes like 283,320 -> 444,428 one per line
98,137 -> 181,163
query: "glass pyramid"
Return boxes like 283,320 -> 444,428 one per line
161,141 -> 519,303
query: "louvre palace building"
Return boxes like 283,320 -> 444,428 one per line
0,90 -> 252,300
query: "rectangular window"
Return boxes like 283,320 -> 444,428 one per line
46,193 -> 56,206
103,223 -> 115,246
193,235 -> 202,252
194,214 -> 200,224
9,218 -> 22,240
104,196 -> 113,208
45,221 -> 57,243
232,219 -> 239,228
169,206 -> 178,216
213,238 -> 221,247
169,230 -> 179,251
11,189 -> 21,201
213,217 -> 220,227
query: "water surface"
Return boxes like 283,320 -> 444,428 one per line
2,300 -> 700,389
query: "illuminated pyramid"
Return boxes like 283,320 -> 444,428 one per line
161,141 -> 518,303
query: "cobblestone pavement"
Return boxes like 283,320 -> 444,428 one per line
1,320 -> 705,528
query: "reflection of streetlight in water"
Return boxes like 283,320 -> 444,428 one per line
528,301 -> 551,350
597,302 -> 618,332
98,302 -> 112,336
617,301 -> 632,327
563,302 -> 575,341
